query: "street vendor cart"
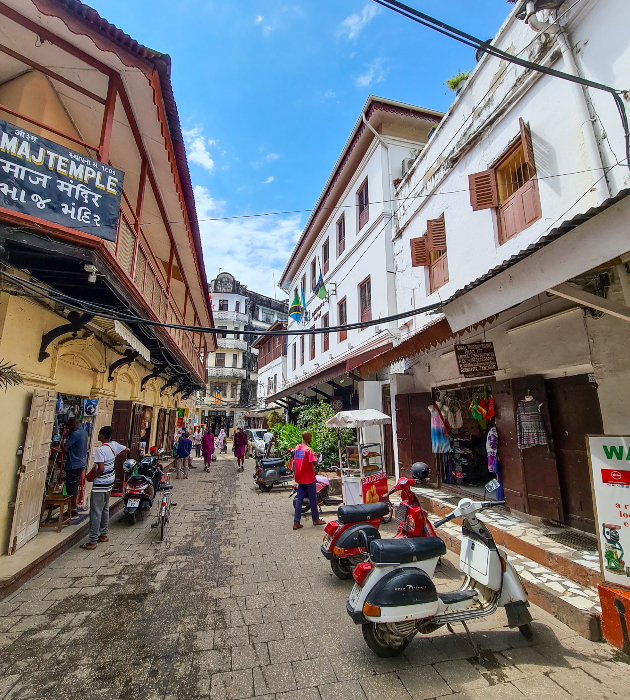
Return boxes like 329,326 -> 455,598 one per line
325,409 -> 391,506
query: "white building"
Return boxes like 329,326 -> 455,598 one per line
357,0 -> 630,533
252,321 -> 288,421
271,97 -> 443,466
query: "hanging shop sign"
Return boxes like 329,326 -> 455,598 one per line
454,342 -> 498,378
587,436 -> 630,588
0,119 -> 124,241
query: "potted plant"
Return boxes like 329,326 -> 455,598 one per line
446,69 -> 471,95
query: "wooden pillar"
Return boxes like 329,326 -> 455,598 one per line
98,75 -> 117,163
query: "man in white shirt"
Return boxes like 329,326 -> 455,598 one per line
263,429 -> 275,458
82,425 -> 128,550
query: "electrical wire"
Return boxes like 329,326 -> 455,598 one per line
373,0 -> 630,169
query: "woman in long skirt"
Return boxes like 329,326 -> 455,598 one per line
201,427 -> 215,472
232,427 -> 247,472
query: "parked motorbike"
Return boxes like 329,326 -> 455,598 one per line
290,473 -> 343,514
254,449 -> 295,492
321,463 -> 432,580
346,497 -> 532,657
123,458 -> 155,524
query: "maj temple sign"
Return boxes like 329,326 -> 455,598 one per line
0,119 -> 124,242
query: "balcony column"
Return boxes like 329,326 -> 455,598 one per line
97,74 -> 117,163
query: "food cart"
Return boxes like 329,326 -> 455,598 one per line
325,409 -> 391,506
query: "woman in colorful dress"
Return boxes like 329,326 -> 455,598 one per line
201,426 -> 215,472
232,427 -> 248,472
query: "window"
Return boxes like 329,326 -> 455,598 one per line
357,179 -> 369,231
234,326 -> 240,340
310,326 -> 315,360
219,299 -> 228,311
235,301 -> 240,313
274,374 -> 277,393
262,309 -> 274,324
410,214 -> 449,293
218,326 -> 227,339
337,215 -> 345,256
215,353 -> 225,368
322,313 -> 329,352
300,334 -> 305,365
359,276 -> 372,326
267,377 -> 272,395
230,383 -> 237,399
469,118 -> 541,244
232,353 -> 238,367
322,238 -> 329,274
253,305 -> 260,320
311,259 -> 317,292
338,297 -> 347,342
301,274 -> 306,299
292,343 -> 296,370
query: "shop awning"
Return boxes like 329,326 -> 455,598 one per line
325,409 -> 391,428
356,315 -> 496,377
112,320 -> 152,361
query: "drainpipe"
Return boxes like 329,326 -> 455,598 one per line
524,3 -> 610,201
361,113 -> 396,222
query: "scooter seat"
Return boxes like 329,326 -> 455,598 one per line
261,458 -> 284,468
128,474 -> 152,485
338,502 -> 389,524
369,536 -> 446,564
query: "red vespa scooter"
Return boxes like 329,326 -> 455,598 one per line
321,463 -> 435,579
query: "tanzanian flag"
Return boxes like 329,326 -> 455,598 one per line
289,291 -> 302,323
313,272 -> 327,300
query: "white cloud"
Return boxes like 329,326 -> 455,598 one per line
356,58 -> 388,87
266,153 -> 280,161
264,176 -> 275,184
200,213 -> 301,299
324,90 -> 336,99
193,185 -> 225,217
255,14 -> 263,23
337,4 -> 380,40
263,25 -> 273,35
183,127 -> 216,172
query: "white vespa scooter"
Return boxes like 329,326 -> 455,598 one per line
346,498 -> 532,657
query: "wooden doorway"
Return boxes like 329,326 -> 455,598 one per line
394,392 -> 434,480
381,384 -> 395,476
111,400 -> 133,494
546,374 -> 603,533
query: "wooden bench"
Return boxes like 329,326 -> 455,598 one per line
40,494 -> 72,532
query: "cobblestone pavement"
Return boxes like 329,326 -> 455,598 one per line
1,455 -> 629,700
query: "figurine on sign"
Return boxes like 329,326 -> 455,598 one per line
603,523 -> 630,576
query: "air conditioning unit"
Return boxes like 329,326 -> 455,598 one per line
401,158 -> 415,177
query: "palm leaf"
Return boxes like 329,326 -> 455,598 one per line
0,360 -> 23,391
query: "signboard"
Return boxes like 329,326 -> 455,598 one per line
0,119 -> 124,241
454,342 -> 498,378
361,472 -> 388,505
587,436 -> 630,587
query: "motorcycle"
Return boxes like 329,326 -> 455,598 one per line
321,463 -> 432,580
254,449 -> 295,492
123,458 -> 155,524
290,473 -> 343,514
346,497 -> 532,658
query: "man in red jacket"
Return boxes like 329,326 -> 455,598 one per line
293,431 -> 326,530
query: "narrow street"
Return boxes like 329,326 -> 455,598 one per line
0,455 -> 627,700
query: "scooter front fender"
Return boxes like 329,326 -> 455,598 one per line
499,557 -> 528,606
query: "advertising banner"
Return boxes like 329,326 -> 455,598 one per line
0,119 -> 124,241
361,471 -> 388,505
587,436 -> 630,587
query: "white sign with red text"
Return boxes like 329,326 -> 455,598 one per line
588,436 -> 630,588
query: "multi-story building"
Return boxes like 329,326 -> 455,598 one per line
269,97 -> 443,472
353,0 -> 630,534
201,272 -> 287,431
0,0 -> 214,557
252,321 -> 288,421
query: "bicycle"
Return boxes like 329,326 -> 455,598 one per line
152,464 -> 183,542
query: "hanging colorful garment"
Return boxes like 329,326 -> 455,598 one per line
516,399 -> 548,450
487,397 -> 495,419
486,426 -> 499,473
430,405 -> 452,454
477,399 -> 489,419
469,397 -> 482,420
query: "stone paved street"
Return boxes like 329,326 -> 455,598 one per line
1,454 -> 629,700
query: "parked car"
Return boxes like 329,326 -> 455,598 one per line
245,429 -> 266,458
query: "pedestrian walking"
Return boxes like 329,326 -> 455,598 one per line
292,431 -> 326,530
215,428 -> 226,454
62,417 -> 88,518
202,426 -> 215,472
192,427 -> 202,458
232,426 -> 247,472
176,431 -> 193,479
82,426 -> 128,550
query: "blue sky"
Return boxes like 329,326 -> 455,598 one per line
90,0 -> 511,298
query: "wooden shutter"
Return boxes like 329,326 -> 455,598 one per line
410,236 -> 429,267
469,169 -> 499,211
117,219 -> 135,275
519,118 -> 536,174
427,215 -> 447,251
520,178 -> 542,227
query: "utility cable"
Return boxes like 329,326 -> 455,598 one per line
373,0 -> 630,169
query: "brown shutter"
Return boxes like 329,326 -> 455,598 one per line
427,215 -> 447,251
410,236 -> 429,267
521,178 -> 542,227
519,118 -> 536,174
469,169 -> 499,210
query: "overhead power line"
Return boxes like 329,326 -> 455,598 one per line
372,0 -> 630,170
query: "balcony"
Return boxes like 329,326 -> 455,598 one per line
206,367 -> 247,379
214,310 -> 248,323
217,337 -> 248,351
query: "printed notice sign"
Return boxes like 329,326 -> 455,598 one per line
454,342 -> 498,378
0,119 -> 124,241
587,436 -> 630,588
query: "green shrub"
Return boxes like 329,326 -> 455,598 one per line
446,69 -> 471,92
